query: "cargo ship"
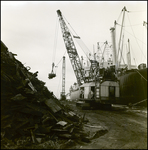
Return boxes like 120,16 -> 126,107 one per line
57,7 -> 147,107
68,6 -> 147,106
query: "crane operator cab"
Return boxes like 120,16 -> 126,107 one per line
48,62 -> 56,79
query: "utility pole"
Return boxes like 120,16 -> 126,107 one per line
61,56 -> 66,100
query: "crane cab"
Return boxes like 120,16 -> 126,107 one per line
80,82 -> 95,100
78,80 -> 120,108
99,81 -> 120,104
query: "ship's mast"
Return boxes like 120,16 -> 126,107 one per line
117,6 -> 127,70
110,21 -> 117,66
127,39 -> 131,70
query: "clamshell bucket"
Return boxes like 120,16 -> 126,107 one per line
48,62 -> 56,79
48,73 -> 56,79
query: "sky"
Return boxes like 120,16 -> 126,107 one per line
1,1 -> 147,98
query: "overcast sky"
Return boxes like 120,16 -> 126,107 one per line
1,1 -> 147,98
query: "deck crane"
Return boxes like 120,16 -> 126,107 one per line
57,10 -> 86,86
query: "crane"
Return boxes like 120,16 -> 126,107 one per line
57,10 -> 120,109
57,10 -> 86,86
60,56 -> 66,100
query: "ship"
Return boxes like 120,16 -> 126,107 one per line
69,41 -> 115,101
69,6 -> 147,106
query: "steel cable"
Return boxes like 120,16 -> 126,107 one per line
126,13 -> 146,60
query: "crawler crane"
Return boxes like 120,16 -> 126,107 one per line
57,10 -> 120,108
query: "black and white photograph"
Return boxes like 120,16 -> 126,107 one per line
1,1 -> 147,149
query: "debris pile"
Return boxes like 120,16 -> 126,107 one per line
1,41 -> 93,149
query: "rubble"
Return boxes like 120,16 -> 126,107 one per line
1,41 -> 107,149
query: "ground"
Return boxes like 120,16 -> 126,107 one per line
62,101 -> 147,149
1,101 -> 147,149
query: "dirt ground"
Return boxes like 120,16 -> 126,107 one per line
62,101 -> 147,149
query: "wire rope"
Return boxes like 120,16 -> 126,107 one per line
117,10 -> 122,23
63,15 -> 79,37
63,14 -> 91,59
140,22 -> 144,62
55,51 -> 66,67
116,22 -> 146,46
74,38 -> 91,60
136,70 -> 147,82
120,27 -> 146,45
126,13 -> 146,60
130,44 -> 138,66
116,22 -> 143,27
52,16 -> 59,64
57,72 -> 62,98
128,10 -> 146,13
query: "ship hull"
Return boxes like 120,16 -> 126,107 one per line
118,68 -> 147,106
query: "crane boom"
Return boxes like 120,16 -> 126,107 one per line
57,10 -> 85,86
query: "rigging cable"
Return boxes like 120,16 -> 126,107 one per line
127,10 -> 146,13
63,15 -> 79,37
63,14 -> 92,59
116,23 -> 146,45
127,13 -> 146,60
116,9 -> 122,23
55,51 -> 66,67
136,70 -> 147,82
56,71 -> 62,97
141,21 -> 147,62
141,21 -> 144,62
116,22 -> 143,27
130,44 -> 137,66
52,15 -> 59,66
74,38 -> 91,58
